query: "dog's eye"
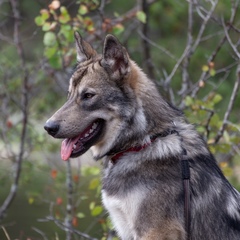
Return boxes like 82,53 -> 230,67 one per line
83,92 -> 95,100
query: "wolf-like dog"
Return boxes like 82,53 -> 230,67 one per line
44,32 -> 240,240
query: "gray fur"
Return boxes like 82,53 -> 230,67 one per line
44,33 -> 240,240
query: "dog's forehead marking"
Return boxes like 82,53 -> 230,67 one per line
72,67 -> 88,85
70,56 -> 102,88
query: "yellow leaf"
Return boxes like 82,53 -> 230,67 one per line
202,65 -> 209,72
207,139 -> 215,144
28,197 -> 34,204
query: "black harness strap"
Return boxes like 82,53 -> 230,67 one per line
181,152 -> 191,240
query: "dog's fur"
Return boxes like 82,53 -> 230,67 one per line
44,33 -> 240,240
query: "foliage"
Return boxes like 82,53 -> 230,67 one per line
34,0 -> 146,69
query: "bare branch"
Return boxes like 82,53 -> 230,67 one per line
222,19 -> 240,59
1,226 -> 11,240
215,63 -> 240,143
0,32 -> 13,42
65,160 -> 74,240
140,0 -> 155,79
192,0 -> 218,54
178,0 -> 194,95
190,0 -> 239,99
38,216 -> 98,240
137,30 -> 177,61
199,106 -> 215,139
165,45 -> 191,88
32,227 -> 48,240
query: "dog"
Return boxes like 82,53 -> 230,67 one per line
44,32 -> 240,240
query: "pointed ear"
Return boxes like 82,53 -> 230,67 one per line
74,31 -> 97,63
101,35 -> 130,80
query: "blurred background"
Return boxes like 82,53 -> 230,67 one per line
0,0 -> 240,239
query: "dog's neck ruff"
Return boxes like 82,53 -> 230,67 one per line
110,129 -> 178,164
109,129 -> 191,240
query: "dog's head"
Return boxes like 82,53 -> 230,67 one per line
44,33 -> 147,161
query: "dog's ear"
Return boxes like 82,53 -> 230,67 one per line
101,35 -> 130,80
74,31 -> 97,63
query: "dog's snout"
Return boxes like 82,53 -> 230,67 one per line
44,120 -> 60,137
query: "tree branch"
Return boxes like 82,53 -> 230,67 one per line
65,160 -> 74,240
222,18 -> 240,59
178,0 -> 194,96
190,0 -> 239,99
38,216 -> 98,240
140,0 -> 155,79
215,63 -> 240,143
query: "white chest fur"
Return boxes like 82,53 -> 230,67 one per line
102,188 -> 145,240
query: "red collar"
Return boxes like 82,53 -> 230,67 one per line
109,129 -> 178,164
110,138 -> 155,164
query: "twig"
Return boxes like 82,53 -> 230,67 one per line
222,18 -> 240,59
215,63 -> 240,143
178,0 -> 193,95
164,0 -> 217,90
190,0 -> 239,99
0,32 -> 13,42
1,226 -> 11,240
164,45 -> 191,88
141,0 -> 155,79
199,106 -> 215,139
38,216 -> 98,240
192,0 -> 218,53
137,30 -> 177,61
32,227 -> 48,240
65,160 -> 74,240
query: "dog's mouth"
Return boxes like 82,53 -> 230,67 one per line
61,119 -> 104,161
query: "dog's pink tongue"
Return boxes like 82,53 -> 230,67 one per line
61,138 -> 74,161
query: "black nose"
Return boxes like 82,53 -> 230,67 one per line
44,121 -> 60,137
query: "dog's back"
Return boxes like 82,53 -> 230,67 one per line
44,33 -> 240,240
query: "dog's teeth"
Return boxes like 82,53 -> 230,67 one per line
85,133 -> 89,137
89,129 -> 94,133
92,123 -> 97,129
73,144 -> 76,149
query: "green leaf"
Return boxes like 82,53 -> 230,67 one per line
223,131 -> 230,143
35,16 -> 45,26
59,15 -> 71,24
59,6 -> 71,23
222,166 -> 233,177
41,10 -> 50,21
43,32 -> 57,46
209,114 -> 221,128
76,212 -> 85,218
42,22 -> 51,31
210,69 -> 216,76
212,94 -> 222,104
78,4 -> 88,15
89,178 -> 100,190
89,201 -> 95,210
91,206 -> 103,216
44,46 -> 57,58
184,96 -> 193,106
60,6 -> 68,14
48,54 -> 62,69
59,25 -> 74,42
136,11 -> 146,23
112,24 -> 124,35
